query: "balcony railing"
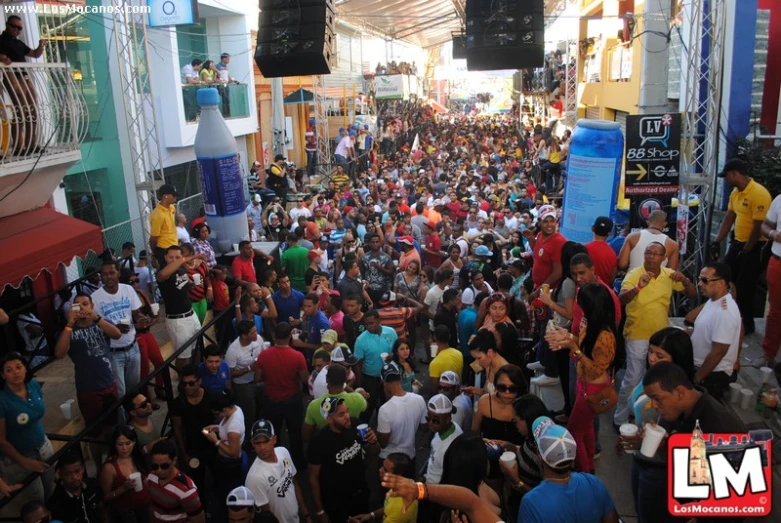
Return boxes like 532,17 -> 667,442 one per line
182,83 -> 250,124
608,45 -> 633,82
0,62 -> 88,167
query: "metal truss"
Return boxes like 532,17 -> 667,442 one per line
111,0 -> 166,252
678,0 -> 727,278
312,74 -> 331,181
564,40 -> 578,130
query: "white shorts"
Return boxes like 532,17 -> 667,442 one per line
165,311 -> 201,360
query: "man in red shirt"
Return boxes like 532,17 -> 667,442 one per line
231,241 -> 273,288
422,221 -> 443,269
585,216 -> 618,286
569,253 -> 622,336
525,205 -> 566,293
255,322 -> 309,468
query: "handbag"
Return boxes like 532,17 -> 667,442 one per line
585,374 -> 618,415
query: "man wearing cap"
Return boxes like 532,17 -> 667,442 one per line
377,362 -> 428,460
376,292 -> 425,339
245,419 -> 310,522
713,158 -> 772,335
397,236 -> 421,270
518,416 -> 618,522
149,184 -> 179,268
308,397 -> 379,522
266,154 -> 287,203
354,310 -> 398,423
422,221 -> 444,269
334,127 -> 354,173
438,371 -> 472,431
303,364 -> 367,440
225,486 -> 257,523
424,394 -> 463,485
585,216 -> 618,285
525,204 -> 566,296
246,195 -> 263,234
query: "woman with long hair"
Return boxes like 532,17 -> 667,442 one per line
439,433 -> 501,521
479,293 -> 521,367
620,327 -> 695,523
545,283 -> 617,473
388,338 -> 422,393
99,425 -> 151,523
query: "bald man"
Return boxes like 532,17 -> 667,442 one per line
618,210 -> 679,272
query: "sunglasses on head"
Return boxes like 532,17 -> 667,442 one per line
495,384 -> 519,394
182,379 -> 199,387
150,462 -> 172,471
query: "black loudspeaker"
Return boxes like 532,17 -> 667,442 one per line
255,0 -> 335,77
452,34 -> 467,60
464,0 -> 544,71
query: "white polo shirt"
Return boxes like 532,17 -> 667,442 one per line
691,294 -> 741,375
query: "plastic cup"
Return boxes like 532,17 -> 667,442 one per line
189,458 -> 200,469
263,341 -> 271,350
380,352 -> 389,363
640,423 -> 666,458
412,384 -> 420,394
760,367 -> 774,385
193,273 -> 202,286
430,344 -> 439,358
356,424 -> 369,442
728,382 -> 742,404
393,260 -> 399,267
119,317 -> 130,326
740,388 -> 754,409
499,451 -> 517,470
128,472 -> 143,492
619,424 -> 639,454
150,303 -> 160,316
60,400 -> 73,420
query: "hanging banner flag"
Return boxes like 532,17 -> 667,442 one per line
375,75 -> 405,100
411,133 -> 420,152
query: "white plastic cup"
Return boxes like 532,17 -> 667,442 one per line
263,341 -> 271,350
740,388 -> 754,410
393,260 -> 399,267
128,472 -> 143,492
380,352 -> 389,363
412,384 -> 420,394
499,451 -> 517,471
150,303 -> 160,316
619,424 -> 639,454
60,399 -> 73,420
430,344 -> 439,358
640,423 -> 666,458
193,273 -> 202,286
189,458 -> 200,469
119,317 -> 130,327
760,367 -> 774,385
728,382 -> 742,404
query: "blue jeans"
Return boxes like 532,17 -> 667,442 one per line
110,343 -> 141,400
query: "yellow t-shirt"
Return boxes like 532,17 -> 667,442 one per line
383,496 -> 418,523
429,348 -> 464,379
728,179 -> 772,242
332,173 -> 350,188
549,149 -> 561,164
622,266 -> 684,340
149,204 -> 178,249
269,163 -> 284,179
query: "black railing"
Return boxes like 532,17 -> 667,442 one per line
0,302 -> 233,515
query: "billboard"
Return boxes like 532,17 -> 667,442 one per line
375,75 -> 406,100
148,0 -> 199,28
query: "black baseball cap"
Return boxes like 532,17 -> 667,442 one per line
592,216 -> 614,237
381,362 -> 401,382
274,154 -> 286,162
718,158 -> 748,177
251,419 -> 275,441
158,184 -> 178,198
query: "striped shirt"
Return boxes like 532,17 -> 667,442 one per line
147,470 -> 203,522
377,307 -> 415,338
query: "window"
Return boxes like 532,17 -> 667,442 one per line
177,22 -> 209,69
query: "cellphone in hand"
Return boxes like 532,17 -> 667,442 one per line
72,304 -> 81,312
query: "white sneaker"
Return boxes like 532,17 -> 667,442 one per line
526,361 -> 545,371
530,374 -> 560,387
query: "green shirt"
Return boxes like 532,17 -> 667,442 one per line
304,391 -> 367,428
281,245 -> 311,292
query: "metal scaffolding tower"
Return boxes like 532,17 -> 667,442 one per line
564,40 -> 578,129
678,0 -> 727,278
312,74 -> 331,182
111,0 -> 166,251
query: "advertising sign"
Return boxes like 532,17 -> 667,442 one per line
375,75 -> 405,100
560,154 -> 620,244
624,113 -> 681,196
148,0 -> 198,28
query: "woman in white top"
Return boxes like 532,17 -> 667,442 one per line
203,390 -> 248,512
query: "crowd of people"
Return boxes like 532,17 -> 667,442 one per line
374,61 -> 418,76
181,54 -> 239,85
1,106 -> 774,523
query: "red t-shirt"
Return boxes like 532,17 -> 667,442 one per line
585,240 -> 618,287
256,345 -> 307,402
571,277 -> 622,337
231,254 -> 255,284
531,232 -> 567,287
425,233 -> 443,269
213,280 -> 230,311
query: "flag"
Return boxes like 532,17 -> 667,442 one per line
411,133 -> 420,152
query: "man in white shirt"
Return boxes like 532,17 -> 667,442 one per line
90,260 -> 142,402
334,131 -> 354,170
377,363 -> 427,460
438,371 -> 472,432
176,213 -> 190,244
691,262 -> 742,402
289,197 -> 313,223
225,320 -> 264,439
425,394 -> 463,485
246,195 -> 263,233
180,59 -> 202,84
245,419 -> 308,522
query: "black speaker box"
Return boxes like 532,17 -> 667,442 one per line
464,0 -> 545,71
255,0 -> 335,77
452,35 -> 467,60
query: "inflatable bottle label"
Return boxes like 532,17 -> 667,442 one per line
196,153 -> 244,217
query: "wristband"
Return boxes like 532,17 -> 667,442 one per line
370,511 -> 376,519
416,482 -> 426,500
64,326 -> 73,332
214,440 -> 221,447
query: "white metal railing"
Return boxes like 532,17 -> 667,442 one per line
0,62 -> 88,166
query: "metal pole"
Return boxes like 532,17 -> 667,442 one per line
271,78 -> 286,156
637,1 -> 671,115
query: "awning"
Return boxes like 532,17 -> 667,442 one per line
0,208 -> 103,290
284,88 -> 314,105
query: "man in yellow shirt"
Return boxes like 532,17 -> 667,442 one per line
713,158 -> 772,334
429,325 -> 464,390
613,241 -> 697,427
149,184 -> 179,268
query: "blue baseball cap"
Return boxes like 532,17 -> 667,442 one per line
532,416 -> 577,468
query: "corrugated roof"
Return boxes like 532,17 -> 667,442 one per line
335,0 -> 569,49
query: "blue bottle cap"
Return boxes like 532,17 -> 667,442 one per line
196,88 -> 221,107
